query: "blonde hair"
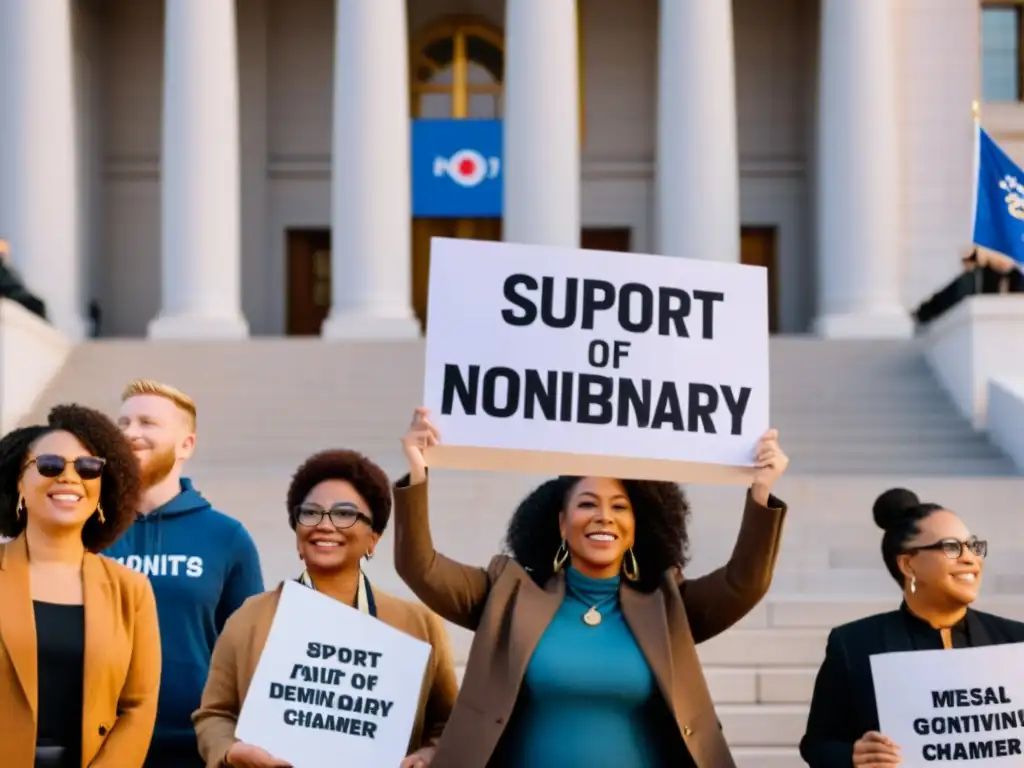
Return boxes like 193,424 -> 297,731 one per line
121,379 -> 197,431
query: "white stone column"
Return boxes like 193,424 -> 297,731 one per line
0,0 -> 86,339
814,0 -> 911,338
655,0 -> 739,262
503,0 -> 580,247
149,0 -> 248,339
321,0 -> 419,339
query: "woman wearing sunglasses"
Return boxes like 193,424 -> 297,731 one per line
194,449 -> 457,768
800,487 -> 1024,767
0,404 -> 160,768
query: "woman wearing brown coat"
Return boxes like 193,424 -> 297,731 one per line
0,405 -> 160,768
393,408 -> 790,768
193,449 -> 458,768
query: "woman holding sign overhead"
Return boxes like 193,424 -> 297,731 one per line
799,488 -> 1024,767
394,407 -> 789,768
193,449 -> 458,768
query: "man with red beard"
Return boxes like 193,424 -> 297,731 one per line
104,379 -> 264,768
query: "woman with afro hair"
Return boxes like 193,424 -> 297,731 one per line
393,407 -> 790,768
194,448 -> 458,768
0,404 -> 160,768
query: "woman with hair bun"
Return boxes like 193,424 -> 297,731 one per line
799,488 -> 1024,767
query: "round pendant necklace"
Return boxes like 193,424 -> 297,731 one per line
582,606 -> 603,626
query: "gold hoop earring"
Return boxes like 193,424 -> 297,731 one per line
95,504 -> 105,525
15,495 -> 25,520
552,539 -> 569,573
623,548 -> 640,582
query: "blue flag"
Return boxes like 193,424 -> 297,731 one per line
972,124 -> 1024,264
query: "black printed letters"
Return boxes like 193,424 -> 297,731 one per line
913,685 -> 1023,761
268,641 -> 393,740
440,271 -> 753,436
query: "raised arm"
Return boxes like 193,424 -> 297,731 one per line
91,577 -> 161,768
680,429 -> 789,643
681,490 -> 786,643
393,475 -> 497,630
393,408 -> 497,631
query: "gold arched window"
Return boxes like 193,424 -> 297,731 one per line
411,19 -> 504,119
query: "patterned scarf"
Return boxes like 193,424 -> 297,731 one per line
297,568 -> 376,616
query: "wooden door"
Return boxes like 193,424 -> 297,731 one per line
581,227 -> 632,252
740,226 -> 779,333
286,229 -> 332,336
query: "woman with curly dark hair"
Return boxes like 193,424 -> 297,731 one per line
393,407 -> 790,768
193,449 -> 458,768
0,404 -> 160,768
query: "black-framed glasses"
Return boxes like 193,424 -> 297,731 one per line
905,538 -> 988,560
28,454 -> 106,480
293,503 -> 373,530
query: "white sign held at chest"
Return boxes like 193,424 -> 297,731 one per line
235,581 -> 432,768
870,643 -> 1024,766
422,237 -> 769,484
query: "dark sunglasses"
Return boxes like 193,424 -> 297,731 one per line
293,503 -> 373,530
28,454 -> 106,480
905,538 -> 988,560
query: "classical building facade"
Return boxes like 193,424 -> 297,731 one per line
0,0 -> 1008,339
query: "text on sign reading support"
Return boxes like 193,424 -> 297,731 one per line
915,686 -> 1023,761
269,642 -> 394,740
440,274 -> 752,434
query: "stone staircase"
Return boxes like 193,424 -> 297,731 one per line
21,336 -> 1024,767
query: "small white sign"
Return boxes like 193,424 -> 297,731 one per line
236,581 -> 432,768
422,237 -> 769,484
870,643 -> 1024,766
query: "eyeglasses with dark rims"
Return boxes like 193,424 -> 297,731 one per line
292,502 -> 373,530
904,538 -> 988,560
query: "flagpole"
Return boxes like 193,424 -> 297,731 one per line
970,100 -> 981,248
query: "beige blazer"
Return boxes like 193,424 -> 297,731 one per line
193,582 -> 459,767
0,535 -> 162,768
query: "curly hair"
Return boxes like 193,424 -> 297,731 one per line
286,450 -> 392,534
0,404 -> 141,552
504,476 -> 691,592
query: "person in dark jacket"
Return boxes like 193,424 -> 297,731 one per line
104,379 -> 264,768
799,488 -> 1024,767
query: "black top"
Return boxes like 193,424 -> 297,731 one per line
34,601 -> 85,768
799,603 -> 1024,767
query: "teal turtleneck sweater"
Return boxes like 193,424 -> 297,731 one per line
504,567 -> 669,768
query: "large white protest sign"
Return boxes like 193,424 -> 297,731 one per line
870,643 -> 1024,765
422,237 -> 769,483
236,581 -> 432,768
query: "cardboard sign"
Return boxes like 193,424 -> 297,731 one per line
236,581 -> 432,768
422,237 -> 769,483
871,643 -> 1024,765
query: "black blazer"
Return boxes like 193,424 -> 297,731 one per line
799,605 -> 1024,767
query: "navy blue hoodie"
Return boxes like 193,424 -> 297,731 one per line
103,479 -> 264,759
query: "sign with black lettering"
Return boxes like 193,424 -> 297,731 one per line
421,237 -> 769,483
236,582 -> 431,768
870,643 -> 1024,766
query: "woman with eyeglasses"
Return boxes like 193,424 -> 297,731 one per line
800,487 -> 1024,767
193,449 -> 457,768
0,404 -> 160,768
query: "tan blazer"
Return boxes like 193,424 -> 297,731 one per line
0,535 -> 162,768
393,479 -> 788,768
193,582 -> 459,767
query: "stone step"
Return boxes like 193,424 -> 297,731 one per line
719,704 -> 808,747
733,747 -> 803,768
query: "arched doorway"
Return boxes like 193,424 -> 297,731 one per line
410,18 -> 504,330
